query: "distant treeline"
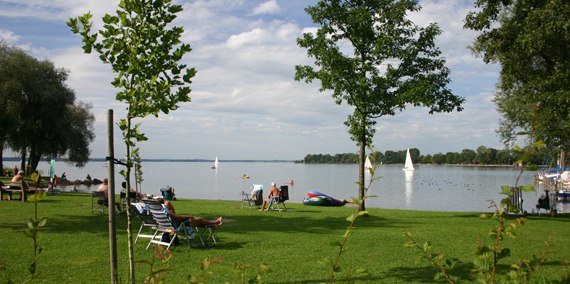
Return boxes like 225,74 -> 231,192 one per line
299,146 -> 553,166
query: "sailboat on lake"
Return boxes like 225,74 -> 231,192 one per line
403,148 -> 414,171
211,157 -> 219,169
365,155 -> 373,171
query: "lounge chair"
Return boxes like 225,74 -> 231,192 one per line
129,202 -> 160,244
241,184 -> 263,209
267,185 -> 289,212
143,199 -> 194,250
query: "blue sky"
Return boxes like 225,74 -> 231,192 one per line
0,0 -> 503,160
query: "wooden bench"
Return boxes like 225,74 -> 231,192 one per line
1,181 -> 30,202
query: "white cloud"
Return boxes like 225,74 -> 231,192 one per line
0,29 -> 19,43
0,0 -> 506,159
252,0 -> 281,15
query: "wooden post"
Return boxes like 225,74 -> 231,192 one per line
107,109 -> 119,283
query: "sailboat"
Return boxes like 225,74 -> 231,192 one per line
365,155 -> 373,171
211,157 -> 219,169
403,148 -> 414,171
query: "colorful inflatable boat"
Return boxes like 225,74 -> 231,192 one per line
303,190 -> 345,206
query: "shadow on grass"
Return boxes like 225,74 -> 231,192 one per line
271,275 -> 386,283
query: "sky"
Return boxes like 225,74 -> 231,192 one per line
0,0 -> 504,160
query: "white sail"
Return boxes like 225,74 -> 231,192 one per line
403,148 -> 414,171
212,157 -> 219,169
365,155 -> 373,170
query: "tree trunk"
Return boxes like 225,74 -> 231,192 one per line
126,117 -> 136,284
20,149 -> 26,173
358,136 -> 366,211
0,147 -> 4,175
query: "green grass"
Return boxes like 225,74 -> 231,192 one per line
0,193 -> 569,283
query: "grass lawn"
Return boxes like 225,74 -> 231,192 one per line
0,192 -> 569,283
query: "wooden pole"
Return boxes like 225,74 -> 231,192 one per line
107,109 -> 119,283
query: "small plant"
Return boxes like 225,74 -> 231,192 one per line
23,191 -> 48,282
137,245 -> 173,284
321,148 -> 379,283
403,232 -> 459,283
187,256 -> 224,284
232,260 -> 268,284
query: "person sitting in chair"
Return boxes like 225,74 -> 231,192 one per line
96,178 -> 123,213
153,196 -> 222,227
11,170 -> 24,182
121,181 -> 144,200
259,182 -> 280,211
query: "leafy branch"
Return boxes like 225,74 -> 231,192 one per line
324,148 -> 379,283
23,191 -> 48,281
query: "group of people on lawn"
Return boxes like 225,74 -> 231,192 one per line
96,178 -> 222,227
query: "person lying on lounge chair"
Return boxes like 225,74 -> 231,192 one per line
153,196 -> 222,227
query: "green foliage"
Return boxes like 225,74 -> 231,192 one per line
232,260 -> 269,284
137,245 -> 173,284
296,0 -> 464,210
0,42 -> 95,169
301,144 -> 556,166
23,191 -> 47,281
403,232 -> 459,284
322,147 -> 379,283
465,0 -> 570,151
68,1 -> 195,281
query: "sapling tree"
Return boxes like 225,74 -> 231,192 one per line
67,0 -> 195,282
296,0 -> 464,210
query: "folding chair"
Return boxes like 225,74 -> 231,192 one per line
241,184 -> 263,209
91,191 -> 106,214
190,224 -> 218,247
129,203 -> 160,244
143,200 -> 195,250
268,185 -> 289,212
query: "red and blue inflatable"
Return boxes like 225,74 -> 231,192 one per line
303,190 -> 345,206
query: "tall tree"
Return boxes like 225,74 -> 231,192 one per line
464,0 -> 570,152
68,0 -> 195,282
0,43 -> 95,171
295,0 -> 464,210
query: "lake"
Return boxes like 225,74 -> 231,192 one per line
31,160 -> 566,213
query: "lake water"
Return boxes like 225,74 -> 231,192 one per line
31,160 -> 566,213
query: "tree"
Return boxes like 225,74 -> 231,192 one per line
459,148 -> 476,164
0,43 -> 95,171
68,0 -> 195,282
295,0 -> 464,210
464,0 -> 570,153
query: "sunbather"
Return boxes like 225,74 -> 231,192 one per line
153,196 -> 222,227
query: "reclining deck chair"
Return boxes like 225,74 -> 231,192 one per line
129,203 -> 160,244
268,185 -> 289,212
143,199 -> 194,250
241,184 -> 263,209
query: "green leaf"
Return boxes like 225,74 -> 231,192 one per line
38,217 -> 48,227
